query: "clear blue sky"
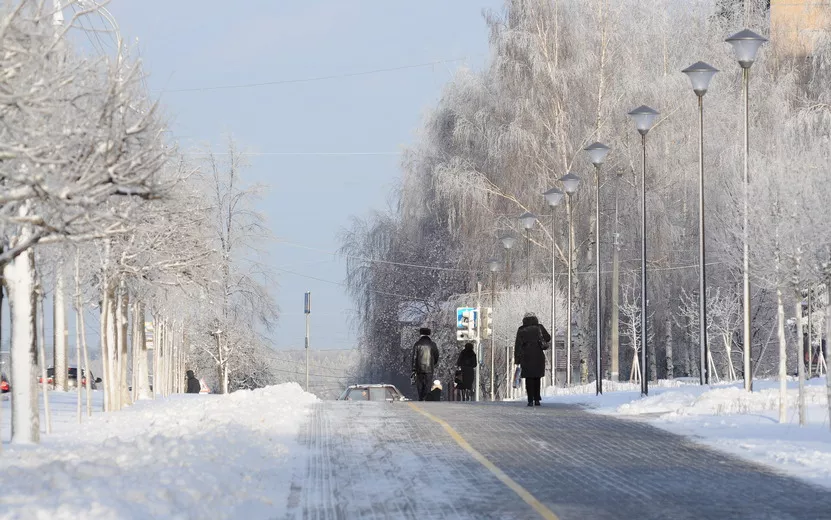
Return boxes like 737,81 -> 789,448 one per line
101,1 -> 503,351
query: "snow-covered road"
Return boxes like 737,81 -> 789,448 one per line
0,384 -> 315,519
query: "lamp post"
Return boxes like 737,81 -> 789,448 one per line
585,142 -> 610,395
488,258 -> 500,400
559,173 -> 580,385
682,61 -> 718,386
726,29 -> 767,392
500,234 -> 517,287
543,187 -> 564,388
519,212 -> 537,289
627,105 -> 659,396
499,234 -> 517,397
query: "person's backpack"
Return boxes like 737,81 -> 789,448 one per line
416,342 -> 433,373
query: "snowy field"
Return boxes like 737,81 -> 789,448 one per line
543,378 -> 831,489
0,384 -> 316,519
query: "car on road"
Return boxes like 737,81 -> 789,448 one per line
337,384 -> 407,402
39,367 -> 101,390
1,373 -> 9,394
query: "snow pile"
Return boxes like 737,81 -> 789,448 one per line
544,378 -> 831,489
544,378 -> 689,397
0,383 -> 316,519
632,384 -> 829,417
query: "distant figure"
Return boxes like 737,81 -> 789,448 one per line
580,358 -> 589,384
514,313 -> 551,407
456,342 -> 477,402
411,327 -> 440,401
426,380 -> 442,401
186,370 -> 201,394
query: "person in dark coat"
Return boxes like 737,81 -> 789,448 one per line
456,342 -> 477,402
411,327 -> 440,401
514,313 -> 551,407
425,379 -> 443,401
186,370 -> 201,394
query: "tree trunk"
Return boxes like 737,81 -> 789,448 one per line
99,286 -> 110,411
6,246 -> 40,443
37,285 -> 51,434
53,265 -> 68,392
75,252 -> 92,417
825,280 -> 831,432
794,298 -> 806,426
118,281 -> 130,407
134,301 -> 151,399
777,286 -> 787,423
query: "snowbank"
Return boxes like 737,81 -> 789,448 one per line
543,378 -> 831,489
0,383 -> 316,519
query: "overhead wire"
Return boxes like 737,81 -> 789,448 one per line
160,56 -> 479,94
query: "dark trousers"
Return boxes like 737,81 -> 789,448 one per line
525,377 -> 541,403
416,373 -> 432,401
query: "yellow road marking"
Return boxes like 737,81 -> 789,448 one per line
407,402 -> 560,520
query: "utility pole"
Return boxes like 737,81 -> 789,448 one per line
304,291 -> 311,392
475,282 -> 482,402
611,197 -> 620,382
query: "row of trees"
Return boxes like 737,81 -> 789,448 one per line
0,1 -> 280,444
341,0 -> 831,413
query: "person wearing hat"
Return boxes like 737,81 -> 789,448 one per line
185,370 -> 201,394
411,327 -> 440,401
514,312 -> 551,407
425,379 -> 443,401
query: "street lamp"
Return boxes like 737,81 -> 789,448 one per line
519,212 -> 537,289
559,173 -> 580,385
500,234 -> 517,287
487,258 -> 500,401
585,142 -> 610,396
683,61 -> 718,386
543,187 -> 564,388
726,29 -> 767,392
499,234 -> 516,398
628,105 -> 659,396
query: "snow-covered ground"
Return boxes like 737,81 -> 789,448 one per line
543,378 -> 831,489
0,384 -> 316,519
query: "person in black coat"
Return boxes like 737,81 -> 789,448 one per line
514,313 -> 551,407
185,370 -> 201,394
411,327 -> 440,401
456,342 -> 477,402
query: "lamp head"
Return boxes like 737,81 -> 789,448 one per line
682,61 -> 718,97
519,212 -> 537,230
500,234 -> 517,250
627,105 -> 660,135
559,172 -> 580,194
584,142 -> 610,167
543,187 -> 564,207
726,29 -> 768,69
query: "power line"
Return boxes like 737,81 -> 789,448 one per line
277,241 -> 477,274
160,56 -> 477,94
184,151 -> 401,156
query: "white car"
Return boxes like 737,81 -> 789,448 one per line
337,384 -> 407,402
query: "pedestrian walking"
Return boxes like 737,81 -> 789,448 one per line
426,379 -> 442,401
411,327 -> 439,401
185,370 -> 201,394
456,342 -> 477,402
514,313 -> 551,407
